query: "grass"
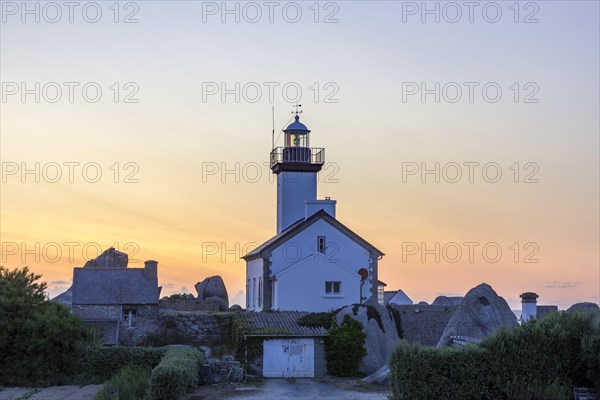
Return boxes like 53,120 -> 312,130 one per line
95,365 -> 151,400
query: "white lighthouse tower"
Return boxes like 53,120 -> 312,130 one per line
271,111 -> 325,233
243,109 -> 384,312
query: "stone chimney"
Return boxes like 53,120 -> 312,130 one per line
520,292 -> 539,322
144,260 -> 158,279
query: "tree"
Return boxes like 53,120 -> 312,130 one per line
0,266 -> 92,386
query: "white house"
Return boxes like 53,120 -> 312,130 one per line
243,113 -> 385,312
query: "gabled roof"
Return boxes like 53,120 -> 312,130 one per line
72,267 -> 159,305
388,289 -> 413,305
242,210 -> 384,260
239,311 -> 328,337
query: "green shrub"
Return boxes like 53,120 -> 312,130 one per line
389,310 -> 600,400
95,365 -> 151,400
72,346 -> 165,384
149,347 -> 204,400
0,266 -> 93,386
325,314 -> 366,377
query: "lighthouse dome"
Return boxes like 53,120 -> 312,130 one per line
284,115 -> 311,133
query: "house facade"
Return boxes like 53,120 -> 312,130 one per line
71,258 -> 160,345
243,113 -> 384,312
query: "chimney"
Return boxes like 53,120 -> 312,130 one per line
144,260 -> 158,278
520,292 -> 539,322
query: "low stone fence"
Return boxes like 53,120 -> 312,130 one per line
159,311 -> 234,345
159,299 -> 219,312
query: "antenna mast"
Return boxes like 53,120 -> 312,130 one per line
272,106 -> 276,150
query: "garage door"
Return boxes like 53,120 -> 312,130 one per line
263,338 -> 315,378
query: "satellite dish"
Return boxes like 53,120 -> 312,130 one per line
358,268 -> 368,281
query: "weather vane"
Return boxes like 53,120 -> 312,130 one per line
292,104 -> 303,116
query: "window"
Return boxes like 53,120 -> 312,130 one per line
253,278 -> 256,308
258,277 -> 263,308
317,236 -> 326,254
122,307 -> 137,327
247,279 -> 250,308
325,281 -> 341,294
378,285 -> 385,305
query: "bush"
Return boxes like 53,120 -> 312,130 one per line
0,266 -> 94,386
325,314 -> 366,377
72,346 -> 165,384
95,365 -> 151,400
149,346 -> 204,400
389,310 -> 600,400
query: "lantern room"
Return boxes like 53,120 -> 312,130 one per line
284,115 -> 310,148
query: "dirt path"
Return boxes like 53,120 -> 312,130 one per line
0,385 -> 102,400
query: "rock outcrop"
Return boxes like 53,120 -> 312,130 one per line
566,302 -> 599,313
436,283 -> 517,347
51,286 -> 73,308
195,276 -> 229,311
335,300 -> 401,375
83,247 -> 128,268
432,296 -> 463,307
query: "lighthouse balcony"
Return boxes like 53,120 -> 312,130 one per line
270,147 -> 325,173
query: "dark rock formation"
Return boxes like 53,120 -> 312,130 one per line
335,300 -> 401,375
566,302 -> 599,313
229,304 -> 242,310
436,283 -> 517,347
195,276 -> 229,311
51,286 -> 73,308
432,296 -> 463,306
83,247 -> 128,268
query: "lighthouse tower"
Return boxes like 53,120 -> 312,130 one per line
270,112 -> 325,233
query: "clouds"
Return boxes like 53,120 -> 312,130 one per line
51,280 -> 71,285
544,281 -> 579,289
161,283 -> 175,289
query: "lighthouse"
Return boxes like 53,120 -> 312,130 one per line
243,110 -> 384,312
270,112 -> 326,233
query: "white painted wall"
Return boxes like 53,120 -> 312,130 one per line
246,258 -> 263,311
522,302 -> 537,321
277,172 -> 317,233
269,218 -> 373,312
263,338 -> 315,378
305,200 -> 336,219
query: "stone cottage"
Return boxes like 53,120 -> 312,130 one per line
70,251 -> 161,345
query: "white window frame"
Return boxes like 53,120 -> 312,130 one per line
325,281 -> 341,295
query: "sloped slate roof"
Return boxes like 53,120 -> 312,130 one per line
72,267 -> 159,305
240,311 -> 328,337
242,210 -> 384,260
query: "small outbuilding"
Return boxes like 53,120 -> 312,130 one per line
239,311 -> 328,378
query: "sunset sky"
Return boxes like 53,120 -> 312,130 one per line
1,1 -> 598,310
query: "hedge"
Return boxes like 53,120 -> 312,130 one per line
389,310 -> 600,400
149,346 -> 204,400
72,346 -> 165,384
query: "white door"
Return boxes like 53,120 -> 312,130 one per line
263,339 -> 314,378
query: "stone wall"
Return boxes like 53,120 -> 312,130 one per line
72,304 -> 120,320
159,311 -> 234,345
391,304 -> 458,346
119,305 -> 160,346
159,299 -> 219,312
